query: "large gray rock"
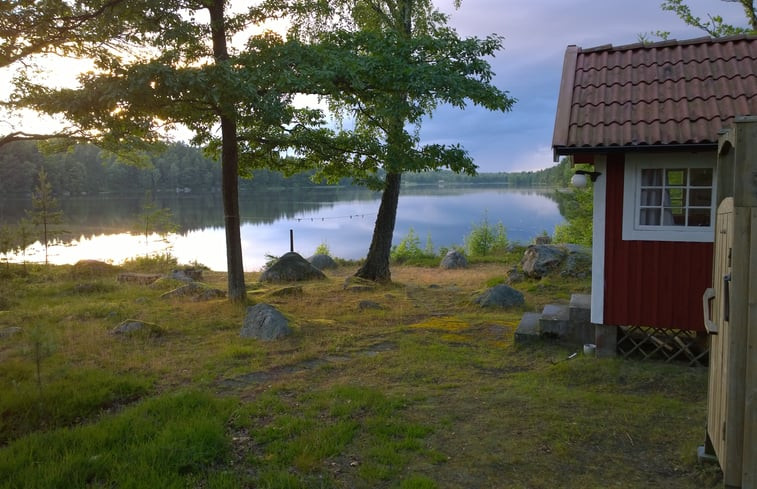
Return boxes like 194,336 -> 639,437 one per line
521,245 -> 567,278
439,250 -> 467,269
308,254 -> 337,270
241,303 -> 292,340
474,284 -> 525,308
520,244 -> 592,279
560,244 -> 592,278
261,252 -> 327,283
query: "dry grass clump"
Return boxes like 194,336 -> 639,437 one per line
69,259 -> 121,278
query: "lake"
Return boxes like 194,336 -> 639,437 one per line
1,186 -> 564,271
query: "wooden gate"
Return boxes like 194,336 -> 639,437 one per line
702,117 -> 757,489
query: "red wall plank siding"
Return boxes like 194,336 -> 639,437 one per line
603,155 -> 714,331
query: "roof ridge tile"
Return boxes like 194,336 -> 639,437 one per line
578,34 -> 757,54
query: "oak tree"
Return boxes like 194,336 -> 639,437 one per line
269,0 -> 515,282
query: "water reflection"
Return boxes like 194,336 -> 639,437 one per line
2,187 -> 564,271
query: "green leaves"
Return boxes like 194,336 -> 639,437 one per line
661,0 -> 756,37
8,0 -> 514,191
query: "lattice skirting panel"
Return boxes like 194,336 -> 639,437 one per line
617,326 -> 709,367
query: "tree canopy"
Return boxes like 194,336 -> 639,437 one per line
7,0 -> 514,287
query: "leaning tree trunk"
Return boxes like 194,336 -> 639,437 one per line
355,172 -> 402,282
209,0 -> 246,302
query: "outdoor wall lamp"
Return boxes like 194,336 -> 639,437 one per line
571,169 -> 602,188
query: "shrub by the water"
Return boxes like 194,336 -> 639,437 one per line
464,214 -> 508,257
391,228 -> 437,265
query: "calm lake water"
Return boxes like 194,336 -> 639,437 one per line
1,186 -> 564,271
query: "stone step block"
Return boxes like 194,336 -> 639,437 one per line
569,293 -> 591,323
539,304 -> 570,336
515,312 -> 542,344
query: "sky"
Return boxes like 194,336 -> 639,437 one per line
2,0 -> 749,174
422,0 -> 750,173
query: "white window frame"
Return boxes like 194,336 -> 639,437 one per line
622,152 -> 716,242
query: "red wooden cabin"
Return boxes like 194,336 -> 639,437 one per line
551,35 -> 757,357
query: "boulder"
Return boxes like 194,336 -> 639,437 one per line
521,245 -> 567,278
560,245 -> 592,278
111,319 -> 163,337
474,284 -> 525,308
439,250 -> 467,269
505,266 -> 525,284
260,252 -> 327,283
308,254 -> 338,270
520,244 -> 592,279
160,282 -> 226,301
241,303 -> 292,340
168,268 -> 203,282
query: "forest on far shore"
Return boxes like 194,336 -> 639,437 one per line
0,141 -> 572,197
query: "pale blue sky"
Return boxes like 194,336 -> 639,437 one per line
425,0 -> 750,173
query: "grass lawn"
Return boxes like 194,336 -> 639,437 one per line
0,256 -> 722,488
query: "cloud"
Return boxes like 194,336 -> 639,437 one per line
425,0 -> 751,173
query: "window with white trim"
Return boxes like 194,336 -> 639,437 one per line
622,153 -> 716,242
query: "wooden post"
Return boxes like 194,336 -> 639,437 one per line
289,229 -> 294,253
743,208 -> 757,488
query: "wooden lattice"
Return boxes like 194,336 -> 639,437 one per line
617,326 -> 709,367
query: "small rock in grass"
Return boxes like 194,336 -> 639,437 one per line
358,300 -> 383,311
474,284 -> 525,308
112,320 -> 164,337
440,250 -> 467,269
241,303 -> 292,341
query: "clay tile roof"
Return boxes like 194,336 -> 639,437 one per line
552,35 -> 757,156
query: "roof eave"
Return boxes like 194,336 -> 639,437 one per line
551,45 -> 579,160
554,142 -> 719,161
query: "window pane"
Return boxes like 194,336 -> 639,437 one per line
665,188 -> 686,207
640,208 -> 660,225
640,189 -> 662,206
663,207 -> 686,225
688,208 -> 711,227
641,169 -> 662,186
666,169 -> 686,186
690,168 -> 713,186
689,188 -> 712,206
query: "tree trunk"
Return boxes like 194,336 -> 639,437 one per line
355,172 -> 401,282
220,117 -> 246,302
208,0 -> 246,302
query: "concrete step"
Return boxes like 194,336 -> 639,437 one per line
569,293 -> 591,323
514,312 -> 542,343
514,293 -> 595,347
539,304 -> 570,337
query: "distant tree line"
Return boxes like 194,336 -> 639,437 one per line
0,141 -> 572,197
